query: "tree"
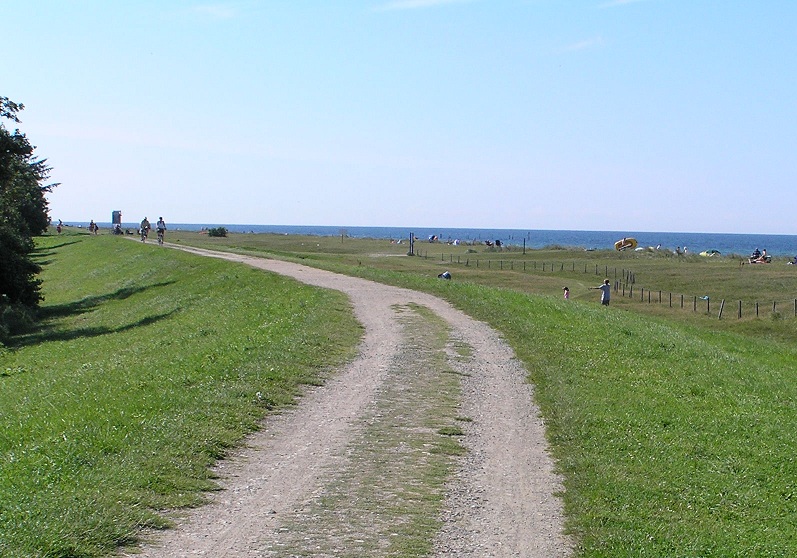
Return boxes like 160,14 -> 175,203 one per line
0,97 -> 57,335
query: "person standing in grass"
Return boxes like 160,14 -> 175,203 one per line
590,279 -> 611,305
563,286 -> 569,300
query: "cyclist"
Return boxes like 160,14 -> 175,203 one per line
156,217 -> 167,245
140,217 -> 150,242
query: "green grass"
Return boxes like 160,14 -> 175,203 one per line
0,232 -> 361,557
6,228 -> 797,556
165,230 -> 797,557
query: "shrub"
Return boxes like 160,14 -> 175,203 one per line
0,301 -> 36,342
207,227 -> 228,238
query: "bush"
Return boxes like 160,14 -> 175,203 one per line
207,227 -> 228,238
0,301 -> 36,343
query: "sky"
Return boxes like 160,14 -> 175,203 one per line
4,1 -> 797,234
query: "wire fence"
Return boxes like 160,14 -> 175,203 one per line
433,253 -> 795,320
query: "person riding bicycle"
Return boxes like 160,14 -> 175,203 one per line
156,217 -> 166,243
140,217 -> 150,241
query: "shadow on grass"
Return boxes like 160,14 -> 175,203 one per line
34,239 -> 83,252
38,281 -> 177,320
9,309 -> 180,348
7,281 -> 179,349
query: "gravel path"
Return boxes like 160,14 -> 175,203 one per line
125,247 -> 572,557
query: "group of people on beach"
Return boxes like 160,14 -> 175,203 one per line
749,247 -> 771,264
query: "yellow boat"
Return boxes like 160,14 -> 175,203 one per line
614,237 -> 638,251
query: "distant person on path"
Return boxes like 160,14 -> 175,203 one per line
140,217 -> 150,242
563,286 -> 569,300
156,217 -> 166,237
590,279 -> 612,305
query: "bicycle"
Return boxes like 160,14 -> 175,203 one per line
140,227 -> 149,242
157,228 -> 165,245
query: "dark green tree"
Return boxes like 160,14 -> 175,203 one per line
0,97 -> 57,334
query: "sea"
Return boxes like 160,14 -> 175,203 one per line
63,222 -> 797,257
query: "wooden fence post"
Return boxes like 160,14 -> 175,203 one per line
718,299 -> 725,319
739,300 -> 742,319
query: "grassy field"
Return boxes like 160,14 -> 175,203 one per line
3,228 -> 797,556
167,230 -> 797,557
0,231 -> 361,557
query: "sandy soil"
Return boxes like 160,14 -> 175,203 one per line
123,247 -> 572,557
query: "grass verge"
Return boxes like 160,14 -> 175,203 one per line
0,232 -> 361,557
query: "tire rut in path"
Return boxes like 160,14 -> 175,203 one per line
126,247 -> 572,557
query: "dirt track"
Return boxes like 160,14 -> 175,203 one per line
125,247 -> 572,557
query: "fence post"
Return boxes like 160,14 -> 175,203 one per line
693,296 -> 697,312
756,302 -> 759,317
681,294 -> 684,308
739,300 -> 742,319
669,292 -> 672,307
773,301 -> 777,314
641,287 -> 644,301
718,299 -> 725,319
659,290 -> 662,303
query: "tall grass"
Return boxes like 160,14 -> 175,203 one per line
0,232 -> 361,557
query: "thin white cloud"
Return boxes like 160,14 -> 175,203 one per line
375,0 -> 473,11
563,35 -> 605,52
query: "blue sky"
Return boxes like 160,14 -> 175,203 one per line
5,1 -> 796,233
